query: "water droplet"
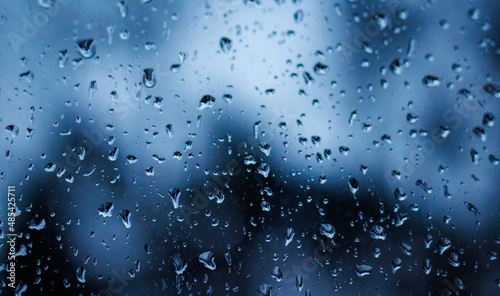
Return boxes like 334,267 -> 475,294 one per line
470,148 -> 479,164
319,223 -> 335,238
173,253 -> 188,275
484,83 -> 500,98
391,258 -> 403,273
296,275 -> 303,291
165,124 -> 173,137
76,266 -> 86,283
311,135 -> 321,145
400,242 -> 412,255
199,95 -> 216,110
464,201 -> 480,215
108,147 -> 119,161
468,8 -> 480,21
348,178 -> 359,195
369,225 -> 386,240
422,75 -> 440,87
5,125 -> 19,137
170,64 -> 181,73
394,187 -> 407,201
438,237 -> 451,255
98,202 -> 114,217
20,71 -> 34,82
45,163 -> 56,172
406,113 -> 419,124
483,113 -> 495,127
118,209 -> 132,228
199,251 -> 216,270
447,252 -> 459,267
313,63 -> 328,75
220,37 -> 232,53
285,228 -> 295,246
143,68 -> 156,88
257,283 -> 272,296
294,10 -> 304,23
117,1 -> 128,18
389,59 -> 403,75
271,266 -> 283,282
168,188 -> 181,209
126,155 -> 138,164
422,259 -> 431,274
339,146 -> 350,155
258,142 -> 271,156
76,39 -> 96,59
257,163 -> 270,178
28,218 -> 46,230
355,264 -> 373,277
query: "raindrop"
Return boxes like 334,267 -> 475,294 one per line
394,187 -> 407,201
199,251 -> 216,270
319,223 -> 335,238
258,142 -> 272,156
76,267 -> 86,283
422,259 -> 431,274
126,155 -> 138,164
285,228 -> 295,246
173,253 -> 188,275
117,1 -> 128,18
294,10 -> 304,23
168,188 -> 181,209
28,218 -> 46,230
199,95 -> 216,110
313,63 -> 328,75
348,178 -> 359,195
369,225 -> 386,240
271,266 -> 283,282
118,209 -> 132,228
355,264 -> 373,277
482,113 -> 494,127
339,146 -> 350,155
422,75 -> 441,87
5,125 -> 19,137
220,37 -> 232,53
98,202 -> 114,217
257,284 -> 272,296
108,147 -> 119,161
76,39 -> 96,59
484,83 -> 500,98
143,68 -> 156,88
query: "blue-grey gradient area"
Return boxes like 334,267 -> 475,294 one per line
0,0 -> 499,295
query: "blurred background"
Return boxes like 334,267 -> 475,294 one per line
0,0 -> 499,295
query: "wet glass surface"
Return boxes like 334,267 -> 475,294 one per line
1,0 -> 499,295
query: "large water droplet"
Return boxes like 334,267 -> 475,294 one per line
198,251 -> 216,270
118,209 -> 132,228
98,202 -> 114,217
319,223 -> 336,238
143,68 -> 156,88
422,75 -> 440,87
199,95 -> 216,110
168,187 -> 181,209
355,264 -> 373,277
76,266 -> 86,283
369,225 -> 386,240
76,39 -> 96,59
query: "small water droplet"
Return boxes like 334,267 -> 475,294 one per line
220,37 -> 232,53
